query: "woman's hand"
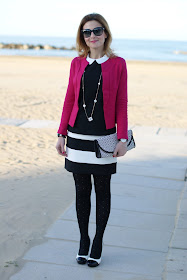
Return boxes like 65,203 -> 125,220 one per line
56,137 -> 67,157
113,141 -> 127,157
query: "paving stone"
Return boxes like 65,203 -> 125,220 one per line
179,198 -> 187,215
166,273 -> 187,280
0,117 -> 28,126
119,145 -> 187,161
22,239 -> 166,276
166,248 -> 187,274
99,186 -> 179,215
111,173 -> 184,191
184,192 -> 187,199
133,132 -> 187,142
45,219 -> 171,252
60,204 -> 175,231
103,224 -> 171,253
116,165 -> 185,180
131,135 -> 187,153
158,127 -> 187,137
171,228 -> 187,249
111,180 -> 180,197
19,119 -> 58,128
131,125 -> 160,135
118,154 -> 187,170
45,219 -> 80,240
177,214 -> 187,229
183,189 -> 187,199
9,261 -> 162,280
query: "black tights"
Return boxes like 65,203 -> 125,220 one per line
73,173 -> 112,259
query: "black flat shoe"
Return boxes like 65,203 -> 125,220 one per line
76,254 -> 89,264
87,256 -> 101,267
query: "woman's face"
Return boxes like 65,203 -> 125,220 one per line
82,20 -> 107,52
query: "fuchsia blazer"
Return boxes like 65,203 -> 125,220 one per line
57,55 -> 128,140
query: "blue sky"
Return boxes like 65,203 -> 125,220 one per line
0,0 -> 186,41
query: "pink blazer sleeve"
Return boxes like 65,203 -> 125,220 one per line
57,58 -> 75,135
115,58 -> 128,140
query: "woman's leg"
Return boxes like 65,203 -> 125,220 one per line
89,173 -> 112,259
73,173 -> 92,255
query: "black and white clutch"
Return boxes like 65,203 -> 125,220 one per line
94,130 -> 136,158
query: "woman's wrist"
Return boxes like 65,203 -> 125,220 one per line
119,138 -> 127,143
57,133 -> 66,138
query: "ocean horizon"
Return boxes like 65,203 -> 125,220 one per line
0,35 -> 187,62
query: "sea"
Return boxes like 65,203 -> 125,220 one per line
0,35 -> 187,62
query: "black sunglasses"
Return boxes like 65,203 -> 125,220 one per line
81,27 -> 105,38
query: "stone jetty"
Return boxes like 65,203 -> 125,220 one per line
0,42 -> 76,51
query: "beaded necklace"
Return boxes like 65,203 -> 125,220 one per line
82,70 -> 102,122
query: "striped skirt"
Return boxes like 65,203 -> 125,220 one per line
65,131 -> 117,175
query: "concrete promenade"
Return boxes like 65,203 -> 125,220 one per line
1,118 -> 186,280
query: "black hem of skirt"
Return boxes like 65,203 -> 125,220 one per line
65,158 -> 116,175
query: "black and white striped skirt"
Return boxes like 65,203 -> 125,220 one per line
65,131 -> 117,175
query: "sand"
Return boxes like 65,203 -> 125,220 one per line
0,55 -> 187,279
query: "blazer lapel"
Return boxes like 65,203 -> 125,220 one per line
101,60 -> 112,106
75,58 -> 89,101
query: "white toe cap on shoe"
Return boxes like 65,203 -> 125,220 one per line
76,254 -> 89,259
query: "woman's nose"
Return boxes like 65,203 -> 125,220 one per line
90,32 -> 96,39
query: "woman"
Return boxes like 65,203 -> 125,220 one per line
56,13 -> 128,267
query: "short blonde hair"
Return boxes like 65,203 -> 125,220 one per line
76,13 -> 117,58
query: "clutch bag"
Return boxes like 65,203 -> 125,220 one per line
94,130 -> 136,158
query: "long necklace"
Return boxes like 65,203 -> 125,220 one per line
82,70 -> 102,122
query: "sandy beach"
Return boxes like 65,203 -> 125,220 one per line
0,55 -> 187,279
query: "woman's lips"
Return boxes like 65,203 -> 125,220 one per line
91,40 -> 98,43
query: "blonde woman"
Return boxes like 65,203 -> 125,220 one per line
56,13 -> 128,267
